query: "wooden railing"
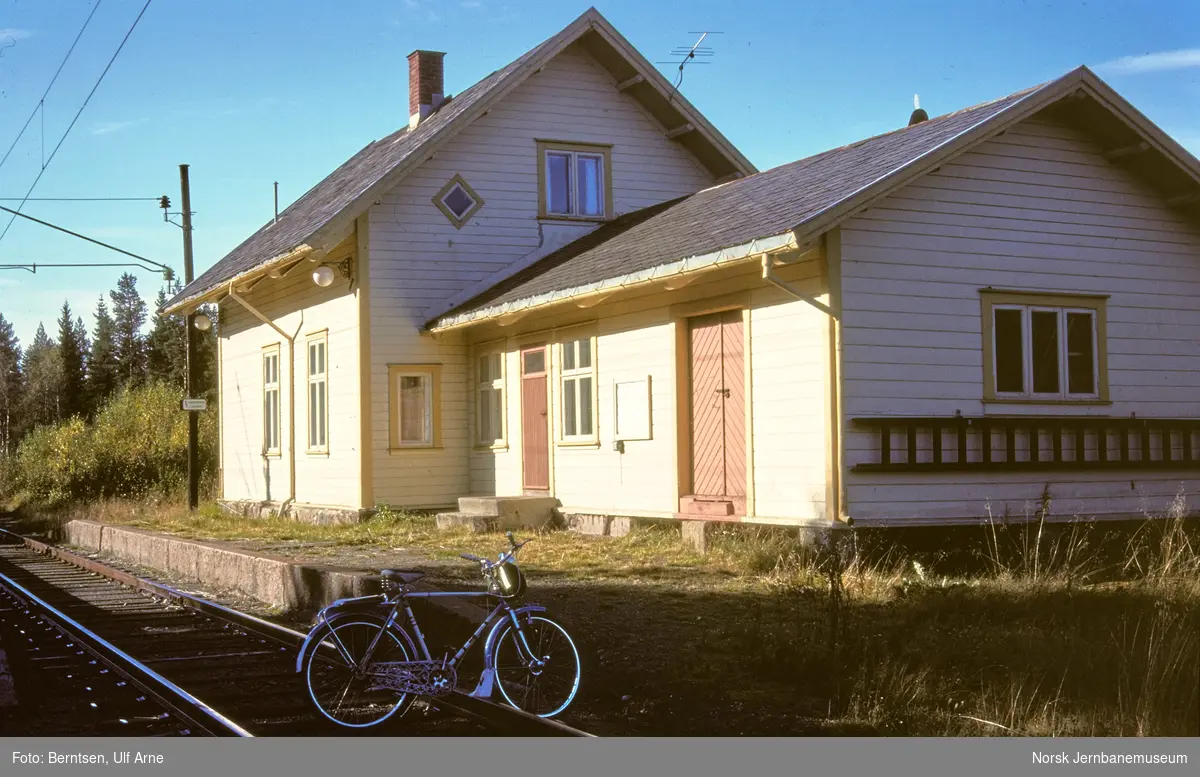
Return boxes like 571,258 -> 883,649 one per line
851,415 -> 1200,473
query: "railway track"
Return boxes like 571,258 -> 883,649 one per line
0,527 -> 591,738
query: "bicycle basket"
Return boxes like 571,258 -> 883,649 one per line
489,561 -> 526,598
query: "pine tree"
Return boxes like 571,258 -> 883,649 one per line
146,288 -> 187,386
87,296 -> 119,412
57,301 -> 87,418
110,272 -> 147,388
0,313 -> 22,455
20,324 -> 62,428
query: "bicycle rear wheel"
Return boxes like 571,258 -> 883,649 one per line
304,617 -> 414,728
493,615 -> 581,718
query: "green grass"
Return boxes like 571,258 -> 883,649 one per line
12,497 -> 1199,736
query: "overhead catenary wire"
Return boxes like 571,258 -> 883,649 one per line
0,204 -> 172,276
0,0 -> 154,246
0,0 -> 105,175
0,197 -> 160,202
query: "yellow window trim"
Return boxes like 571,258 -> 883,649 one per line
432,173 -> 485,229
980,289 -> 1109,403
536,140 -> 613,221
388,363 -> 442,449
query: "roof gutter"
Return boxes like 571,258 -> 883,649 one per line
427,231 -> 798,332
162,244 -> 316,316
225,281 -> 304,516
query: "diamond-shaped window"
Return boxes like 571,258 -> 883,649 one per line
433,174 -> 484,228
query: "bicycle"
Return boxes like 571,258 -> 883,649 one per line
295,531 -> 581,728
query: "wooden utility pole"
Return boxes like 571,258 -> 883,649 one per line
180,164 -> 199,511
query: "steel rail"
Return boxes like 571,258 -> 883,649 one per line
0,526 -> 593,737
0,566 -> 252,737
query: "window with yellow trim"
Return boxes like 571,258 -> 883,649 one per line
981,291 -> 1108,402
476,350 -> 505,446
262,346 -> 281,456
537,141 -> 611,221
559,337 -> 596,441
389,364 -> 442,449
306,334 -> 328,451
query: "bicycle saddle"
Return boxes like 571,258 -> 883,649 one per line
380,568 -> 424,583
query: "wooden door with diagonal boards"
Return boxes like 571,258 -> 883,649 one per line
687,310 -> 746,511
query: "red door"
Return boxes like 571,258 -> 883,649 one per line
684,310 -> 746,516
521,346 -> 550,491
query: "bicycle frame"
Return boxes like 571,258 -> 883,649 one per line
297,588 -> 548,700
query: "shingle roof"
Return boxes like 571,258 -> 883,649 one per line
163,34 -> 558,311
430,80 -> 1052,326
163,8 -> 756,313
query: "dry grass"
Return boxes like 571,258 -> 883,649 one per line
9,496 -> 1199,736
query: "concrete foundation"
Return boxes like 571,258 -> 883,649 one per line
59,519 -> 485,620
681,520 -> 714,553
218,499 -> 373,526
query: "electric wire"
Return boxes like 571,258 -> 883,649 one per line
0,0 -> 105,174
0,0 -> 154,246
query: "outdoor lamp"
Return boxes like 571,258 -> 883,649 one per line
312,265 -> 335,287
193,311 -> 212,331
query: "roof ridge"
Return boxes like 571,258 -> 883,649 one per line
700,78 -> 1055,198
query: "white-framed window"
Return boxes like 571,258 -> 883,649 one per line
389,364 -> 441,449
537,141 -> 610,220
559,336 -> 596,441
306,333 -> 328,451
476,350 -> 505,446
262,346 -> 281,456
984,293 -> 1106,402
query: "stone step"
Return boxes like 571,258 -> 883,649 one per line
435,512 -> 494,533
454,495 -> 559,530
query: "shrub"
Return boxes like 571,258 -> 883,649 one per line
9,381 -> 217,506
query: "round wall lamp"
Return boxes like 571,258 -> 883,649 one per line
312,265 -> 335,287
311,257 -> 354,289
193,311 -> 212,331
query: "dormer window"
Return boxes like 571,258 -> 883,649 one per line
537,140 -> 611,220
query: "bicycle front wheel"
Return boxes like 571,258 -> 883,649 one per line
493,615 -> 581,718
304,617 -> 414,728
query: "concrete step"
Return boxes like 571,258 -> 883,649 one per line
454,495 -> 559,530
434,512 -> 493,533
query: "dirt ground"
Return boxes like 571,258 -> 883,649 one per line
6,506 -> 1199,736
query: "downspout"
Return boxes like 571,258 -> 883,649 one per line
760,251 -> 835,318
226,281 -> 304,516
759,248 -> 844,528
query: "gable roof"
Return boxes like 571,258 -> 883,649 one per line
430,66 -> 1200,330
163,8 -> 755,314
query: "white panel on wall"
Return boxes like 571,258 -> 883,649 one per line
614,376 -> 652,441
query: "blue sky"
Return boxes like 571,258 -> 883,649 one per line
0,0 -> 1197,346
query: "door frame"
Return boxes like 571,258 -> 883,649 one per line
672,296 -> 755,518
519,343 -> 552,493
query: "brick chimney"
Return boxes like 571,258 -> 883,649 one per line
408,50 -> 446,128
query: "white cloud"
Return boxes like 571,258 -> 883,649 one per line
1096,48 -> 1200,75
0,28 -> 32,43
90,119 -> 143,136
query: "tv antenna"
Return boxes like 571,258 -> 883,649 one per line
657,31 -> 723,104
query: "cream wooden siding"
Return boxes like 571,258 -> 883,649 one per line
839,114 -> 1200,523
218,259 -> 362,509
369,42 -> 714,508
469,261 -> 830,523
749,293 -> 829,522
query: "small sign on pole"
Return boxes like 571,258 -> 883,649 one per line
181,398 -> 207,412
